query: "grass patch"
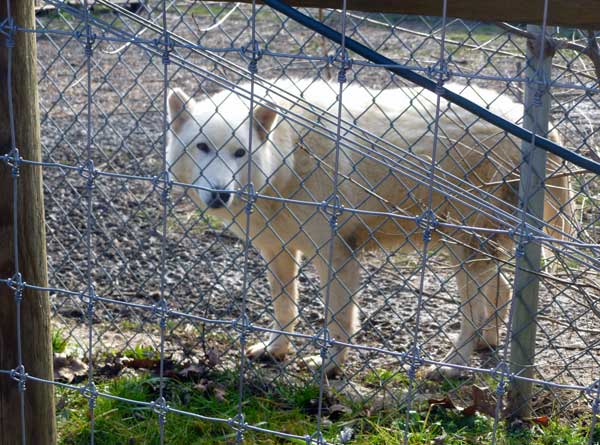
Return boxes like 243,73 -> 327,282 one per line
348,406 -> 597,445
52,329 -> 69,354
56,371 -> 599,445
124,344 -> 160,361
57,372 -> 325,445
364,368 -> 411,388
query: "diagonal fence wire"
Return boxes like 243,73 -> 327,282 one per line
1,0 -> 600,444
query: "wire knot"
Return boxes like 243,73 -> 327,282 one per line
10,364 -> 27,392
406,346 -> 423,379
162,34 -> 172,65
319,195 -> 343,228
490,362 -> 511,390
6,273 -> 24,303
153,171 -> 172,202
242,41 -> 262,74
83,285 -> 97,320
4,17 -> 15,48
332,48 -> 352,84
79,160 -> 97,190
231,314 -> 251,338
227,413 -> 246,441
5,148 -> 21,177
416,209 -> 438,242
510,223 -> 532,258
428,59 -> 452,83
312,327 -> 332,354
239,182 -> 256,214
80,382 -> 98,408
585,379 -> 600,408
84,32 -> 96,58
152,299 -> 169,329
151,396 -> 169,421
309,431 -> 328,445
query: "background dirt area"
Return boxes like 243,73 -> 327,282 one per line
35,2 -> 600,416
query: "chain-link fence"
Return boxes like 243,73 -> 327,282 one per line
2,0 -> 600,443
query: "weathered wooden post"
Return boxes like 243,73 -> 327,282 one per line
0,0 -> 57,443
508,24 -> 555,419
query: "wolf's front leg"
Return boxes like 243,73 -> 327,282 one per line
308,240 -> 360,377
247,249 -> 300,361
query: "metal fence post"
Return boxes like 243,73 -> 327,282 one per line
508,24 -> 555,419
0,0 -> 56,443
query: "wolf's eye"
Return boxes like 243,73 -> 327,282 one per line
196,142 -> 210,153
234,148 -> 247,158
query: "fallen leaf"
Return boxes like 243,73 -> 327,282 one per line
463,385 -> 497,417
54,354 -> 87,383
328,403 -> 352,421
463,405 -> 477,416
98,360 -> 123,377
530,415 -> 550,426
194,378 -> 209,392
213,385 -> 226,402
206,348 -> 220,368
178,365 -> 206,379
123,358 -> 159,370
428,396 -> 458,410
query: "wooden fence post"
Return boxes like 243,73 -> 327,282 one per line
0,0 -> 57,443
508,24 -> 555,419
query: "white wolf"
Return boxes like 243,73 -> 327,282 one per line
166,79 -> 572,378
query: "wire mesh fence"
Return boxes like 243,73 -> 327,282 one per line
2,0 -> 600,443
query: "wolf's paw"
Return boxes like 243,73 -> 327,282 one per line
304,354 -> 342,379
475,333 -> 499,352
246,341 -> 288,362
421,364 -> 465,381
475,338 -> 498,352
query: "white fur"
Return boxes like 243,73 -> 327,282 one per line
166,79 -> 572,378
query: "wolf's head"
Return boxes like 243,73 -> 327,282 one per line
166,87 -> 279,211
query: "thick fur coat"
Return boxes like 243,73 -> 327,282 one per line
166,79 -> 572,377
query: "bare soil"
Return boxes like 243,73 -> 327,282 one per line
35,3 -> 600,417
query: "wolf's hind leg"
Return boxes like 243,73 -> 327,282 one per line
247,249 -> 299,361
427,244 -> 510,379
306,239 -> 360,377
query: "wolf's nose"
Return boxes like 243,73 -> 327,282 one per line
208,191 -> 231,209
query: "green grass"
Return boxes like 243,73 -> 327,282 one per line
57,372 -> 323,445
52,329 -> 69,354
123,344 -> 160,361
445,23 -> 507,42
56,370 -> 600,445
364,368 -> 411,388
349,406 -> 598,445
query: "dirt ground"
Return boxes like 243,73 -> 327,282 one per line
35,3 -> 600,417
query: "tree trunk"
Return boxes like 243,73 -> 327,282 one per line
508,25 -> 555,420
0,0 -> 56,443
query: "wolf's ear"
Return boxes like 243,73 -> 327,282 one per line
253,105 -> 278,140
168,88 -> 194,133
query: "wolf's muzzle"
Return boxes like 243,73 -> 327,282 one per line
207,191 -> 231,209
